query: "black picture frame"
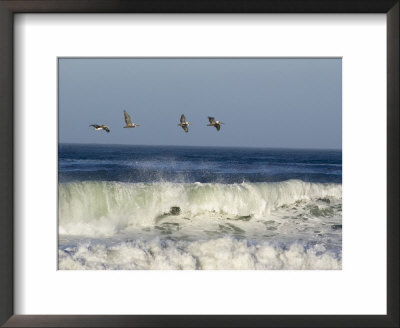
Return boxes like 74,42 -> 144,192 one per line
0,1 -> 398,327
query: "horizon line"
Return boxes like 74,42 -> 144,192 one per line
58,142 -> 342,152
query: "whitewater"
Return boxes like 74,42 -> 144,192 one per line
58,144 -> 342,270
58,180 -> 342,269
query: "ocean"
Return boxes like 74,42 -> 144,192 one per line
58,144 -> 342,270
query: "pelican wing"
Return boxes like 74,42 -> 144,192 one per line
182,125 -> 188,133
90,124 -> 99,128
101,125 -> 110,132
216,124 -> 220,131
180,114 -> 186,124
208,117 -> 215,124
124,111 -> 132,125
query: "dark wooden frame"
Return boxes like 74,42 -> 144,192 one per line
0,0 -> 398,327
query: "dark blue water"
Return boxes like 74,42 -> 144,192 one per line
58,143 -> 342,184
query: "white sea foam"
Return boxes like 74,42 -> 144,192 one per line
59,180 -> 342,237
58,180 -> 342,270
58,236 -> 341,270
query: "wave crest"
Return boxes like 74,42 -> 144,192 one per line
59,180 -> 341,236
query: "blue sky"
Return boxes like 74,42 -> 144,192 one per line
58,58 -> 341,149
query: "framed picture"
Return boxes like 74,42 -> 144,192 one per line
58,56 -> 343,272
0,0 -> 398,327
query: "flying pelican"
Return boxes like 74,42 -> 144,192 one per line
123,110 -> 140,128
207,117 -> 224,131
89,124 -> 110,133
178,114 -> 192,133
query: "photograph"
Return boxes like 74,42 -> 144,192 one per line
58,58 -> 342,270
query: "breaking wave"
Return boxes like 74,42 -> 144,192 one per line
59,180 -> 341,237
